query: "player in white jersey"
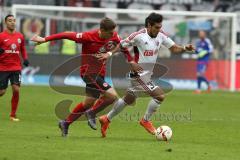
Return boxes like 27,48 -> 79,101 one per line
120,27 -> 175,95
95,12 -> 195,137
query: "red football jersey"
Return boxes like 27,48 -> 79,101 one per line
0,30 -> 28,71
45,30 -> 131,76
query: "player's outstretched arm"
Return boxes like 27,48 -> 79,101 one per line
169,44 -> 195,54
31,32 -> 78,44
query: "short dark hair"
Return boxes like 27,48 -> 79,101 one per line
145,12 -> 163,27
5,14 -> 14,22
100,17 -> 116,31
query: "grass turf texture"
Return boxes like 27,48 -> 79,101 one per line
0,86 -> 239,160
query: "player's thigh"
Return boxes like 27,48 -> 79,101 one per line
197,64 -> 207,76
85,84 -> 102,99
135,79 -> 165,102
83,76 -> 102,99
83,75 -> 112,99
9,71 -> 21,88
0,71 -> 10,93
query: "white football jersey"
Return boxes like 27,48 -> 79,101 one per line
121,28 -> 175,73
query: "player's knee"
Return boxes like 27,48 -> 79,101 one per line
155,94 -> 165,102
0,90 -> 6,97
86,101 -> 96,108
123,96 -> 136,105
126,99 -> 135,105
124,90 -> 136,105
12,85 -> 20,93
12,90 -> 19,95
83,101 -> 95,108
0,92 -> 5,97
108,94 -> 118,103
104,90 -> 118,103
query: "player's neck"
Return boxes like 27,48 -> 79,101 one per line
98,30 -> 105,39
147,31 -> 154,38
5,28 -> 15,34
146,28 -> 155,38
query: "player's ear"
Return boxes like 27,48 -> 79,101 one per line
147,22 -> 151,28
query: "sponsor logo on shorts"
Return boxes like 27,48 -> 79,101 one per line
103,82 -> 108,88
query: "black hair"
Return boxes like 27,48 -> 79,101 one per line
145,12 -> 163,27
5,14 -> 14,22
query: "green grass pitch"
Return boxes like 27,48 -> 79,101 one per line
0,86 -> 239,160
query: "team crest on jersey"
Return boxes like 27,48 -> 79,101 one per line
155,41 -> 159,46
99,41 -> 117,53
18,38 -> 21,44
11,43 -> 17,50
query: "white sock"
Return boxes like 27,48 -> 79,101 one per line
143,99 -> 161,121
107,98 -> 127,121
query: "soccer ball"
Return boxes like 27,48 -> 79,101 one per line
155,125 -> 172,141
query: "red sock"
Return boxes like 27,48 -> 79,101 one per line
10,91 -> 19,117
90,97 -> 115,115
66,102 -> 87,124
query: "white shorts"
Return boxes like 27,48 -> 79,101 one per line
127,71 -> 158,97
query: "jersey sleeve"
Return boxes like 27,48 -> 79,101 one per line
161,32 -> 175,49
74,32 -> 90,43
120,32 -> 139,48
20,35 -> 28,60
116,33 -> 133,62
45,32 -> 89,43
206,38 -> 213,53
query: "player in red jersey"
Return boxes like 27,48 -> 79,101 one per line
0,15 -> 29,121
31,17 -> 132,137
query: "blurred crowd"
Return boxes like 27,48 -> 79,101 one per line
0,0 -> 239,57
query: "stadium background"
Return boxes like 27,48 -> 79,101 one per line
0,0 -> 239,90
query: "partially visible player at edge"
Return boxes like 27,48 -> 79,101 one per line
194,30 -> 213,94
0,15 -> 29,121
94,12 -> 195,137
31,17 -> 132,137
